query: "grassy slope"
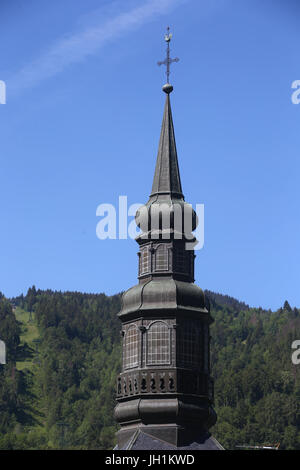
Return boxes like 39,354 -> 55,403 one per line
15,308 -> 39,371
15,308 -> 47,438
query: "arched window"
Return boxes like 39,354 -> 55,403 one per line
147,321 -> 170,365
173,246 -> 188,274
140,247 -> 150,275
155,244 -> 168,271
124,325 -> 139,369
179,321 -> 202,369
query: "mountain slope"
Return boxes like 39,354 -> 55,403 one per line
0,289 -> 299,449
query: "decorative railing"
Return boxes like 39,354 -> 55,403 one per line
116,369 -> 213,401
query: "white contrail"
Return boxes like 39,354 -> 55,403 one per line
9,0 -> 186,94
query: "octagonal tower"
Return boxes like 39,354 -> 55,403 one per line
114,68 -> 222,450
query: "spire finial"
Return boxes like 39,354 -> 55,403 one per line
157,26 -> 179,93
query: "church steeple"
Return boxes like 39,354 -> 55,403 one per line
150,92 -> 183,199
114,29 -> 222,451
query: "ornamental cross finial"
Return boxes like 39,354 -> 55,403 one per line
157,26 -> 179,85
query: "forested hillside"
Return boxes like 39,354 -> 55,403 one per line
210,299 -> 300,449
0,288 -> 299,449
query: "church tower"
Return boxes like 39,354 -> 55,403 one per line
114,30 -> 222,450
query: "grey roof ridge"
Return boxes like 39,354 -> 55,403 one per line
209,435 -> 225,450
138,430 -> 178,449
125,429 -> 140,450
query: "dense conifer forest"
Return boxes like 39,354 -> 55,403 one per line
0,288 -> 299,449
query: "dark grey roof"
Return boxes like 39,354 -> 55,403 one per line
119,279 -> 207,318
115,430 -> 224,450
150,94 -> 183,198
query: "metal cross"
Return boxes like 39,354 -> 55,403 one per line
157,27 -> 179,84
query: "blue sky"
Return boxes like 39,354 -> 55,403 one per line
0,0 -> 299,310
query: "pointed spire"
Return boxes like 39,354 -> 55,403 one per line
150,92 -> 184,199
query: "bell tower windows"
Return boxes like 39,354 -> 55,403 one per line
139,247 -> 150,275
155,244 -> 169,271
124,325 -> 139,369
178,320 -> 203,370
146,321 -> 170,365
173,245 -> 187,273
138,242 -> 193,280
